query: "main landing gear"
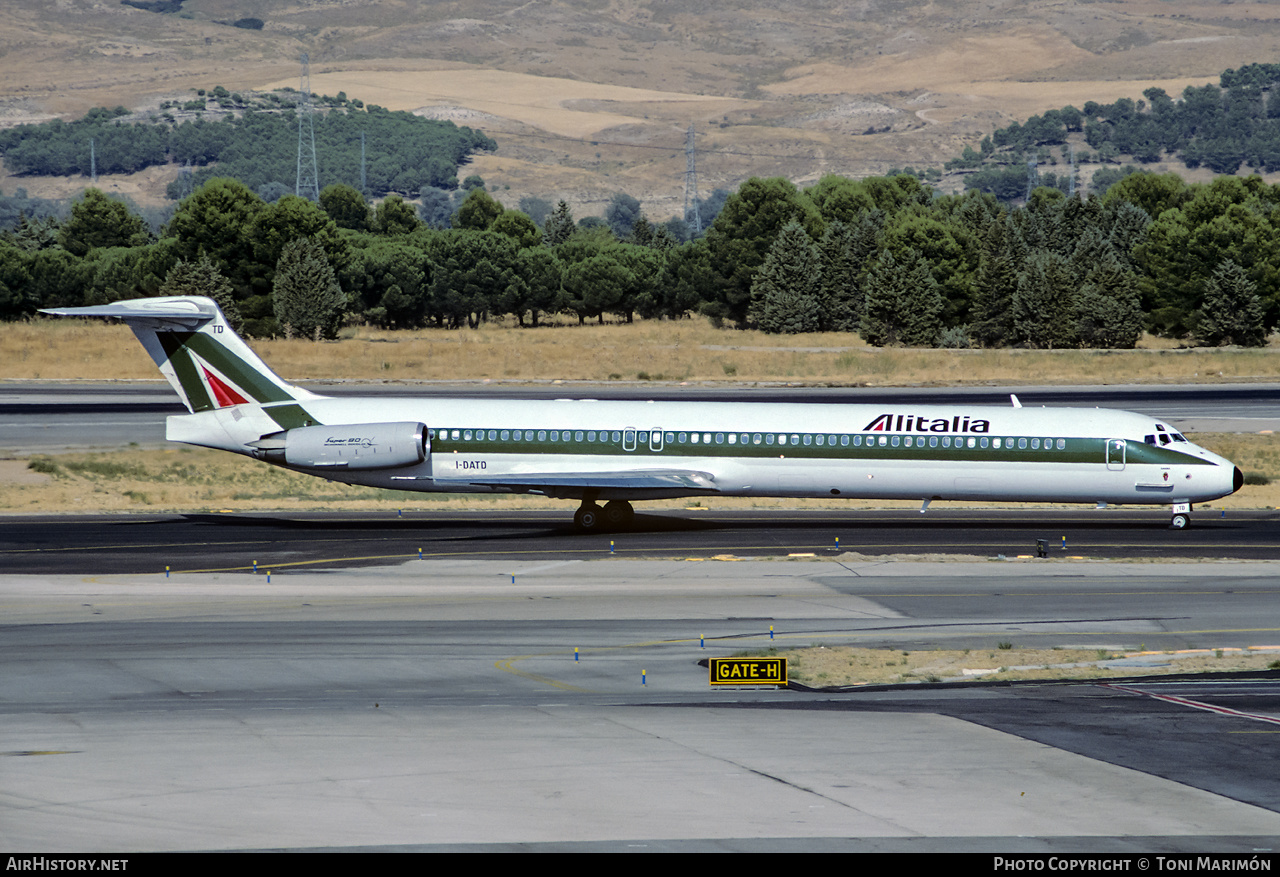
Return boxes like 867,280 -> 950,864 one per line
574,500 -> 635,532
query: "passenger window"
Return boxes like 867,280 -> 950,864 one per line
765,433 -> 774,445
1018,437 -> 1027,449
1056,439 -> 1065,450
904,436 -> 912,448
587,431 -> 596,442
929,436 -> 938,448
666,432 -> 675,443
501,430 -> 510,441
878,436 -> 887,447
727,433 -> 736,444
841,435 -> 849,447
715,433 -> 723,444
678,432 -> 687,443
804,435 -> 812,446
891,436 -> 900,447
692,433 -> 700,444
575,431 -> 584,442
967,437 -> 976,448
852,435 -> 861,447
980,438 -> 989,449
537,430 -> 546,441
753,433 -> 762,444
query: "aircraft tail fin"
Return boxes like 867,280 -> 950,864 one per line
41,296 -> 319,414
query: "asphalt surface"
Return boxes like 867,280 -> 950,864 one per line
1,508 -> 1276,575
4,560 -> 1280,852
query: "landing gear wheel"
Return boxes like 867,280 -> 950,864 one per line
1170,513 -> 1190,530
574,503 -> 603,532
602,500 -> 635,530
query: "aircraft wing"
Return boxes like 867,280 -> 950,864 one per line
427,468 -> 719,500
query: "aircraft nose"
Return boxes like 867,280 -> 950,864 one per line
1234,466 -> 1245,494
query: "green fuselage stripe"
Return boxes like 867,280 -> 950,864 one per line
430,431 -> 1214,467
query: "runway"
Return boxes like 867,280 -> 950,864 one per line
3,560 -> 1280,852
1,508 -> 1278,576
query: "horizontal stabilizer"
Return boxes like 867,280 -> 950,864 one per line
42,299 -> 216,330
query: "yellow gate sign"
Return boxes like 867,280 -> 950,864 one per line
710,657 -> 787,686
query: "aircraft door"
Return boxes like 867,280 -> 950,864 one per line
623,428 -> 637,452
1106,438 -> 1126,471
650,428 -> 664,452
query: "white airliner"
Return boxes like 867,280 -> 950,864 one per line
45,296 -> 1243,531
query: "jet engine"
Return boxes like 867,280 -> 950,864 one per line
249,422 -> 427,470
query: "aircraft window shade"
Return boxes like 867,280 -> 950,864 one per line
777,434 -> 787,445
753,433 -> 762,445
878,436 -> 887,447
964,437 -> 973,448
727,433 -> 736,444
1056,439 -> 1066,450
904,436 -> 912,448
462,430 -> 471,441
692,433 -> 700,444
791,434 -> 800,445
992,438 -> 1000,449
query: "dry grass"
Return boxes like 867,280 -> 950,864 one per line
780,645 -> 1280,687
6,317 -> 1280,385
1,432 -> 1274,515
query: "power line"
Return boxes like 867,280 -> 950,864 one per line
295,53 -> 320,201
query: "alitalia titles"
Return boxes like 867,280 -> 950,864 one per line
863,413 -> 992,434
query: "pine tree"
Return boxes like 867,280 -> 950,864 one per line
542,200 -> 575,247
815,220 -> 861,332
968,222 -> 1019,347
1075,253 -> 1144,348
1012,250 -> 1076,348
747,220 -> 821,334
158,255 -> 242,333
860,248 -> 943,346
272,237 -> 345,340
1198,259 -> 1266,346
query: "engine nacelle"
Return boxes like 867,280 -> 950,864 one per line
250,422 -> 427,471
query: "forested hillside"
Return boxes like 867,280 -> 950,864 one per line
956,63 -> 1280,202
0,91 -> 496,200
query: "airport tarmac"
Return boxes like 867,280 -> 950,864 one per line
3,559 -> 1279,852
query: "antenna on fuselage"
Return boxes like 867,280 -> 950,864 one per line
1010,394 -> 1022,408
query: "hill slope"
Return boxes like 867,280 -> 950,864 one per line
4,1 -> 1280,215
